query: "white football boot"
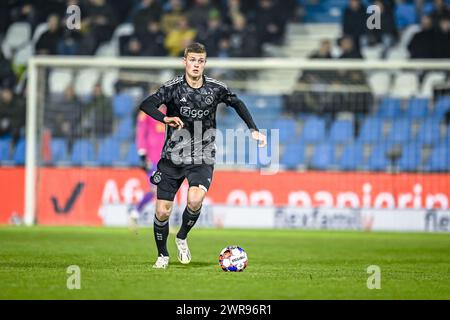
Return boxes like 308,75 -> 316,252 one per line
175,238 -> 191,264
152,255 -> 169,269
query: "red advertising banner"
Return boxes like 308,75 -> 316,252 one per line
0,168 -> 449,225
0,168 -> 24,224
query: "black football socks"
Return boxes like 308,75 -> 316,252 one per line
176,206 -> 201,240
154,215 -> 169,256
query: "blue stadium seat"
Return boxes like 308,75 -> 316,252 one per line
446,125 -> 450,142
97,138 -> 121,166
406,98 -> 429,119
358,117 -> 383,143
50,138 -> 68,163
367,144 -> 389,171
433,96 -> 450,119
377,97 -> 402,118
301,117 -> 326,143
254,118 -> 274,132
386,119 -> 412,144
114,117 -> 134,141
395,4 -> 417,29
310,142 -> 335,170
329,119 -> 354,143
71,139 -> 96,165
124,142 -> 141,167
337,142 -> 364,171
397,143 -> 422,171
113,93 -> 134,118
272,118 -> 297,143
238,94 -> 282,117
416,117 -> 441,145
426,144 -> 449,172
281,141 -> 305,169
0,138 -> 11,162
13,139 -> 26,165
256,139 -> 276,168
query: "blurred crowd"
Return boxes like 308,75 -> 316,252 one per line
286,0 -> 450,117
339,0 -> 450,59
0,0 -> 298,58
0,0 -> 298,147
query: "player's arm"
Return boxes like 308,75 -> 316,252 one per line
139,87 -> 184,129
224,93 -> 267,147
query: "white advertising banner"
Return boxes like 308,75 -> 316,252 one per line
100,203 -> 450,232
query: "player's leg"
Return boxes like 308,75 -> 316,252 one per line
153,198 -> 173,261
152,159 -> 184,269
175,164 -> 214,264
176,186 -> 207,240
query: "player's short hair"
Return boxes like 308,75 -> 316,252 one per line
184,42 -> 207,58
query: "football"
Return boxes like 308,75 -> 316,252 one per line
219,246 -> 248,272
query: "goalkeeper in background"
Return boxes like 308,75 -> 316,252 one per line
128,104 -> 166,231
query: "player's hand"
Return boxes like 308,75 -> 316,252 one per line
251,130 -> 267,147
164,116 -> 184,129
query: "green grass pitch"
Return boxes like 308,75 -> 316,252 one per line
0,226 -> 449,299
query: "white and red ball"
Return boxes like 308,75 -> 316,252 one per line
219,246 -> 248,272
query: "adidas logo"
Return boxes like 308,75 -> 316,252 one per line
180,97 -> 187,103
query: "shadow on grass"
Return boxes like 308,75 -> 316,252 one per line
169,261 -> 216,268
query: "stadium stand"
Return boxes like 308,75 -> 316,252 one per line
0,0 -> 449,174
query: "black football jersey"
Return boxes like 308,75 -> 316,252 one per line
146,75 -> 239,165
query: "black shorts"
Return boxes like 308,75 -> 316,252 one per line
154,158 -> 214,201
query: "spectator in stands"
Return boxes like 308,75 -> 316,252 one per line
46,85 -> 82,148
35,14 -> 62,55
57,0 -> 83,55
81,83 -> 113,138
195,10 -> 229,57
79,0 -> 117,55
164,16 -> 197,57
434,15 -> 450,58
122,22 -> 167,57
122,36 -> 143,56
220,0 -> 247,26
10,1 -> 40,32
137,21 -> 167,57
303,39 -> 336,88
0,87 -> 25,145
217,38 -> 231,58
338,36 -> 363,59
255,0 -> 286,45
407,15 -> 436,59
161,0 -> 187,35
429,0 -> 450,29
229,14 -> 261,57
0,52 -> 17,90
342,0 -> 367,50
187,0 -> 218,34
130,0 -> 162,37
309,39 -> 333,59
277,0 -> 300,23
367,0 -> 398,58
